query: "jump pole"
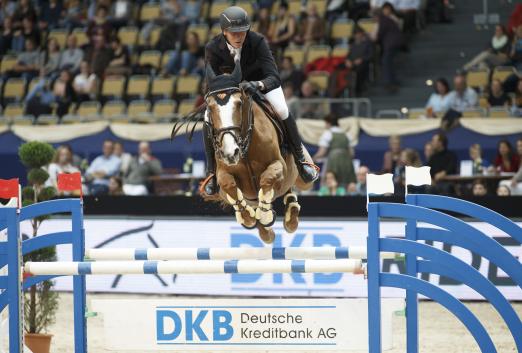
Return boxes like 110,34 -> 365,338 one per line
85,246 -> 399,261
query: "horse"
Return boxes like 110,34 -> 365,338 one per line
173,60 -> 315,243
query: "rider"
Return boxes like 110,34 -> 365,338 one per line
202,5 -> 319,195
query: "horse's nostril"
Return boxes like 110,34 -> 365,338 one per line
233,148 -> 240,158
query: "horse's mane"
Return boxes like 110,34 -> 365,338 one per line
170,102 -> 207,142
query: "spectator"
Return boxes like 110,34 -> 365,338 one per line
87,5 -> 112,42
423,141 -> 433,163
472,179 -> 488,196
62,0 -> 84,30
442,73 -> 478,130
41,38 -> 62,79
113,141 -> 132,176
283,83 -> 299,118
395,0 -> 420,35
299,80 -> 324,118
73,61 -> 98,103
122,141 -> 163,195
313,114 -> 356,187
60,35 -> 84,73
319,171 -> 346,196
46,145 -> 81,192
12,16 -> 40,52
12,0 -> 37,29
469,143 -> 489,175
510,26 -> 522,71
497,184 -> 511,196
268,2 -> 296,52
448,74 -> 479,112
463,25 -> 511,71
85,140 -> 121,195
182,0 -> 203,25
492,139 -> 520,173
105,36 -> 131,76
12,38 -> 41,81
382,135 -> 402,173
0,15 -> 14,55
500,138 -> 522,195
487,79 -> 510,108
163,31 -> 204,76
39,0 -> 64,31
254,7 -> 271,38
0,0 -> 16,24
293,2 -> 325,47
395,147 -> 424,194
108,176 -> 124,196
346,27 -> 374,95
146,0 -> 188,51
425,78 -> 451,117
427,132 -> 457,194
25,69 -> 75,118
374,2 -> 404,92
52,69 -> 76,117
348,165 -> 368,196
84,29 -> 113,77
280,56 -> 305,92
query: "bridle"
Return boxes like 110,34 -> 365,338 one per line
205,87 -> 255,161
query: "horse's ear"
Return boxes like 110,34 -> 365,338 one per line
206,64 -> 217,81
231,59 -> 241,84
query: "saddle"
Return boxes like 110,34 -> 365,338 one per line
250,91 -> 289,155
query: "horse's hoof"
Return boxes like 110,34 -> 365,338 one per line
284,202 -> 300,233
259,227 -> 275,244
241,221 -> 258,230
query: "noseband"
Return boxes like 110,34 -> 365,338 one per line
205,87 -> 254,160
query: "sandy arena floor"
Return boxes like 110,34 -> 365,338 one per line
9,293 -> 516,353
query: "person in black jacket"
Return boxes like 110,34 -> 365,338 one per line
202,6 -> 318,195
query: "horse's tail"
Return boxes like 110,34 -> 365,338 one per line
170,103 -> 207,142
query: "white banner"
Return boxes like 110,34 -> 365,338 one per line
90,298 -> 404,351
19,219 -> 522,300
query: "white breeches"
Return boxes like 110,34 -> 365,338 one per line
264,86 -> 289,120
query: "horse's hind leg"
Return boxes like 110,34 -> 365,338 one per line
217,170 -> 256,229
283,191 -> 301,233
256,160 -> 284,228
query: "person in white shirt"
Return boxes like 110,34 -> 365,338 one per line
46,145 -> 80,193
425,78 -> 452,117
313,114 -> 356,188
73,61 -> 97,103
60,34 -> 84,73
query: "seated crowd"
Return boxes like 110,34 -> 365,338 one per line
315,114 -> 522,197
47,139 -> 163,196
424,7 -> 522,119
0,0 -> 455,122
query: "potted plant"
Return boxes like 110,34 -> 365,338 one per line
19,141 -> 58,353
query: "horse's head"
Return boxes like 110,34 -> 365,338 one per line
205,60 -> 245,166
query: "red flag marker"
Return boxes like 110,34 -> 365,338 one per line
57,172 -> 83,197
0,178 -> 19,199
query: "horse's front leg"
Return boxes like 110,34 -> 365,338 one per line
256,160 -> 284,227
217,169 -> 257,229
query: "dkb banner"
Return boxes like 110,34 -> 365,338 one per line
19,219 -> 522,300
90,298 -> 404,351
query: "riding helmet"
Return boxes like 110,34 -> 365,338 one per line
220,6 -> 251,32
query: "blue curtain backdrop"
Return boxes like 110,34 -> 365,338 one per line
1,126 -> 520,184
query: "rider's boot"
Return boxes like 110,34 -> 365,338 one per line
201,123 -> 219,196
282,114 -> 319,183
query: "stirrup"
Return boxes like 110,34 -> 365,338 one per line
199,174 -> 218,196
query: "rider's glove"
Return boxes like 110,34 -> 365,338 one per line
240,81 -> 261,95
